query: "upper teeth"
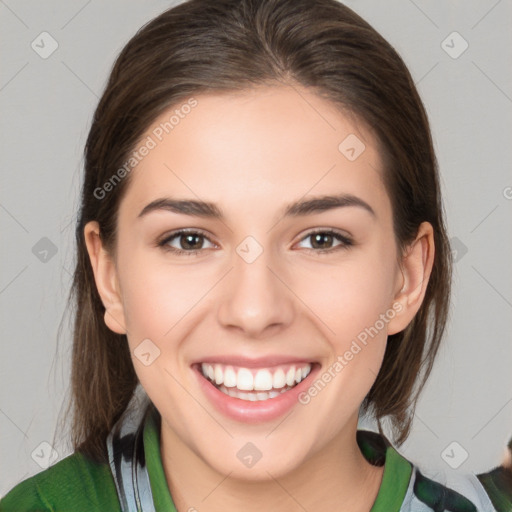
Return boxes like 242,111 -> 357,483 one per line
201,363 -> 311,391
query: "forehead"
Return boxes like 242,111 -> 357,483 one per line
119,85 -> 390,222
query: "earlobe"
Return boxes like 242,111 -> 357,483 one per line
387,222 -> 435,336
83,221 -> 127,335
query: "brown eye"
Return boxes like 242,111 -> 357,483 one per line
176,233 -> 204,250
158,230 -> 216,256
297,229 -> 353,254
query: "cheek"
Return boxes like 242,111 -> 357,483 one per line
118,250 -> 211,340
295,253 -> 396,435
292,249 -> 397,348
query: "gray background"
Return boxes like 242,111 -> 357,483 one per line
1,0 -> 511,497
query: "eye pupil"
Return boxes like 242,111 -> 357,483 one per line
182,233 -> 203,250
311,233 -> 333,249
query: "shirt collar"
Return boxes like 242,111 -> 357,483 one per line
357,430 -> 413,511
144,405 -> 178,511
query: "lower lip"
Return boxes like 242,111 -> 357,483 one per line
193,364 -> 320,423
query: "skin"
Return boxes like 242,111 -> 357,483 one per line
85,85 -> 434,511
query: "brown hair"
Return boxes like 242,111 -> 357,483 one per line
59,0 -> 452,463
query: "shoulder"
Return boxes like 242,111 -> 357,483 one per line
403,466 -> 496,511
477,465 -> 512,512
357,429 -> 504,511
0,451 -> 121,512
397,457 -> 512,512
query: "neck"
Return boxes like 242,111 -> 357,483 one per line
160,418 -> 384,512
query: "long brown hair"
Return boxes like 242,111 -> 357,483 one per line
58,0 -> 452,463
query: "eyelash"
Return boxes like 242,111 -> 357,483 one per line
157,228 -> 354,257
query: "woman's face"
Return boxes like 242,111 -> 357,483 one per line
90,85 -> 416,479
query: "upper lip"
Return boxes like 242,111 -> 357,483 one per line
192,355 -> 316,368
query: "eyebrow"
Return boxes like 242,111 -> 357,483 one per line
137,193 -> 376,220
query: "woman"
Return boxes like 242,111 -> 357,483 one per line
1,0 -> 509,510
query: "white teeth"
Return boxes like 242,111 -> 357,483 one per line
238,390 -> 256,401
200,363 -> 313,395
253,369 -> 273,391
223,366 -> 237,388
272,368 -> 286,389
214,364 -> 224,385
217,385 -> 293,401
285,367 -> 296,386
227,387 -> 238,398
203,363 -> 216,383
237,368 -> 254,390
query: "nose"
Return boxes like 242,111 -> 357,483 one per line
217,243 -> 295,338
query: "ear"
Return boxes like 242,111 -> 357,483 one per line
83,221 -> 127,335
387,221 -> 435,336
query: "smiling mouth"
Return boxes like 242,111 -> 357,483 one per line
198,362 -> 313,401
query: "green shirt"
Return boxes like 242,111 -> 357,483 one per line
0,407 -> 509,511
